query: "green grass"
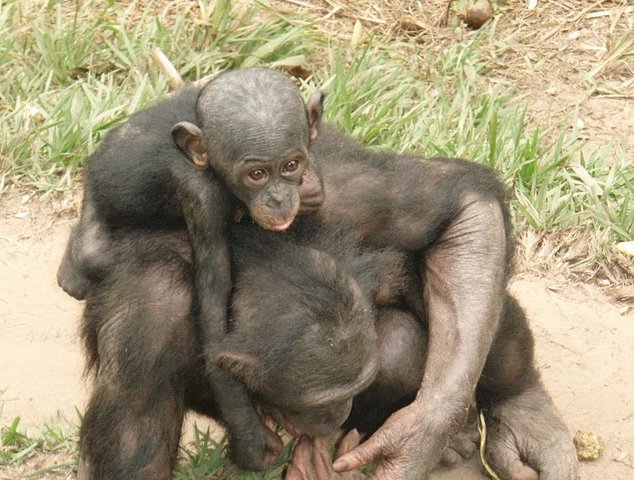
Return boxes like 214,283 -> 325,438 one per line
0,415 -> 291,479
1,0 -> 631,266
172,426 -> 294,480
311,38 -> 632,260
0,415 -> 78,477
1,0 -> 311,189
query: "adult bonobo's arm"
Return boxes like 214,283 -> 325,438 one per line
336,191 -> 508,479
312,137 -> 512,479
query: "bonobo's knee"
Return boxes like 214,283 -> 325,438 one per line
478,293 -> 539,402
58,192 -> 118,300
375,307 -> 427,393
57,219 -> 112,300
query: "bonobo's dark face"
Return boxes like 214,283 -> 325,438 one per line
172,67 -> 324,232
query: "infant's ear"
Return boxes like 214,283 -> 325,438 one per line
172,121 -> 208,168
306,91 -> 325,140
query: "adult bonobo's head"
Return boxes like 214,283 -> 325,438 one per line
213,227 -> 380,438
172,68 -> 325,231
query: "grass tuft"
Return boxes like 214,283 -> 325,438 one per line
0,415 -> 78,473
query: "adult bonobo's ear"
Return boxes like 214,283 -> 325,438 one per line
306,91 -> 325,140
214,351 -> 264,389
171,121 -> 208,168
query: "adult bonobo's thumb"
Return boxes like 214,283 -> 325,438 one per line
333,431 -> 382,472
337,429 -> 362,457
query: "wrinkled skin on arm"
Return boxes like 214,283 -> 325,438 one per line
332,194 -> 507,479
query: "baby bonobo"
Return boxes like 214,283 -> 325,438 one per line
57,68 -> 325,470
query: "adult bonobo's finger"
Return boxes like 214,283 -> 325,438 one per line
286,462 -> 321,480
286,436 -> 319,480
292,436 -> 314,463
338,429 -> 362,457
333,431 -> 384,473
285,464 -> 306,480
312,437 -> 336,479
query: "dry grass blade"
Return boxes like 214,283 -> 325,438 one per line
589,31 -> 634,78
149,47 -> 183,90
571,163 -> 603,196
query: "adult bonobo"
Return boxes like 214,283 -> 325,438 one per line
78,223 -> 412,479
299,122 -> 578,477
285,126 -> 578,478
58,68 -> 325,469
78,219 -> 572,480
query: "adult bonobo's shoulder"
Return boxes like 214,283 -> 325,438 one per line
309,123 -> 512,255
312,124 -> 508,204
85,86 -> 204,226
87,86 -> 200,172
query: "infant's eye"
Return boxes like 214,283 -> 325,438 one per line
248,169 -> 266,181
283,159 -> 300,173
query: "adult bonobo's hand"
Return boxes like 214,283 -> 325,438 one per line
333,400 -> 448,480
286,430 -> 365,480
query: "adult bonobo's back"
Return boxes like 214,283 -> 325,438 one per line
86,87 -> 202,226
58,67 -> 327,471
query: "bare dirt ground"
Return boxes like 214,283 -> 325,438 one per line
1,1 -> 633,479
